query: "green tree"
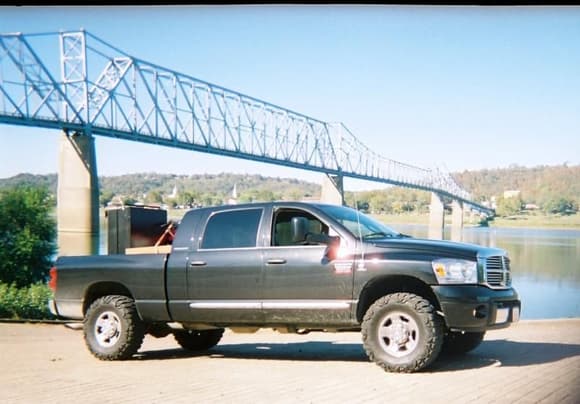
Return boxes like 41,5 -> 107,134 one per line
200,193 -> 222,207
496,195 -> 523,217
99,190 -> 115,207
287,187 -> 303,201
122,196 -> 138,205
368,192 -> 390,214
543,198 -> 578,215
177,191 -> 196,206
238,189 -> 276,203
0,187 -> 56,287
146,190 -> 163,204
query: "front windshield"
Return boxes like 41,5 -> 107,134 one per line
317,204 -> 402,240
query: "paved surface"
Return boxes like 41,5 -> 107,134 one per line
1,319 -> 579,404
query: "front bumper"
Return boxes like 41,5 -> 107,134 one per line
433,285 -> 521,332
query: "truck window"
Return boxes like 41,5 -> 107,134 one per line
201,208 -> 262,249
272,209 -> 329,246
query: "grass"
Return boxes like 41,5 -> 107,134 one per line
488,213 -> 580,230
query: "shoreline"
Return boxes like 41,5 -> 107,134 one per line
372,213 -> 580,231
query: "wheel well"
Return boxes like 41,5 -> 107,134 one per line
82,282 -> 133,315
356,275 -> 441,323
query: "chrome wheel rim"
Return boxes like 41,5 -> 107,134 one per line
94,311 -> 122,348
377,311 -> 419,358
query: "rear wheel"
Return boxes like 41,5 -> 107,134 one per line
362,293 -> 444,373
442,331 -> 485,355
174,329 -> 224,351
84,295 -> 145,360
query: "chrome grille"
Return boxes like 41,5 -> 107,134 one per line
485,256 -> 511,288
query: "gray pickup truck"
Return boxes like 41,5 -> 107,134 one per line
49,201 -> 520,373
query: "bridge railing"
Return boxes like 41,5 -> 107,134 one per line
0,29 -> 489,213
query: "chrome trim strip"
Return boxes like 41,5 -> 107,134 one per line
188,300 -> 356,310
262,300 -> 354,310
189,301 -> 262,310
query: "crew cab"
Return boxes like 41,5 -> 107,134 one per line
49,202 -> 520,373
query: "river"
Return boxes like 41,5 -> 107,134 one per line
97,219 -> 580,320
392,224 -> 580,320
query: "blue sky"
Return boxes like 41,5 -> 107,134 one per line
0,5 -> 579,191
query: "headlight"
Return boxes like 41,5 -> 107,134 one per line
432,258 -> 477,284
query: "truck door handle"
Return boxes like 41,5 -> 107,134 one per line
267,259 -> 287,265
189,261 -> 207,267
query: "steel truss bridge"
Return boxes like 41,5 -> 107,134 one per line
0,30 -> 491,213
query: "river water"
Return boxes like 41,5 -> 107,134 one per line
97,220 -> 580,320
392,224 -> 580,320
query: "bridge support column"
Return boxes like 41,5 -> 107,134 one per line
320,174 -> 344,206
428,192 -> 445,240
57,131 -> 99,256
451,200 -> 464,242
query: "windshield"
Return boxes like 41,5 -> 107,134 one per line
317,204 -> 403,240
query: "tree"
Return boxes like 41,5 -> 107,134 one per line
99,190 -> 115,207
543,198 -> 578,215
287,188 -> 303,201
0,187 -> 56,287
122,196 -> 138,205
368,192 -> 390,214
146,190 -> 163,204
496,195 -> 523,217
177,191 -> 197,207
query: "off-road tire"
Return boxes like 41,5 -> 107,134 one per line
442,331 -> 485,355
362,293 -> 444,373
84,295 -> 145,360
174,329 -> 225,351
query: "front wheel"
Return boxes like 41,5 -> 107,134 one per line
362,293 -> 444,373
442,331 -> 485,355
174,329 -> 224,351
84,295 -> 145,360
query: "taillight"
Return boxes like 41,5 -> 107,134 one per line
48,266 -> 57,292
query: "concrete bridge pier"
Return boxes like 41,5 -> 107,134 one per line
320,174 -> 344,206
57,131 -> 100,256
451,200 -> 464,242
428,192 -> 445,240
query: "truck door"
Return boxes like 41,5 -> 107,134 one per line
186,207 -> 264,323
261,207 -> 355,324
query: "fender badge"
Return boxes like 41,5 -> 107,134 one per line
334,262 -> 353,274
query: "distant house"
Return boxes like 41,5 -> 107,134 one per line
503,190 -> 521,199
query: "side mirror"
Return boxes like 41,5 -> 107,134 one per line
291,216 -> 309,243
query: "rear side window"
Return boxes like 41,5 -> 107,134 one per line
201,209 -> 262,249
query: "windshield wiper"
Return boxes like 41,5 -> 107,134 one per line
363,231 -> 411,240
363,231 -> 393,239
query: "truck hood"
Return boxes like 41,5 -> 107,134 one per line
367,237 -> 506,260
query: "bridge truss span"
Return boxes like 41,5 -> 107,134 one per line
0,29 -> 490,213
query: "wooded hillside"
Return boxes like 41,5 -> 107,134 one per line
1,164 -> 578,215
454,164 -> 580,205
